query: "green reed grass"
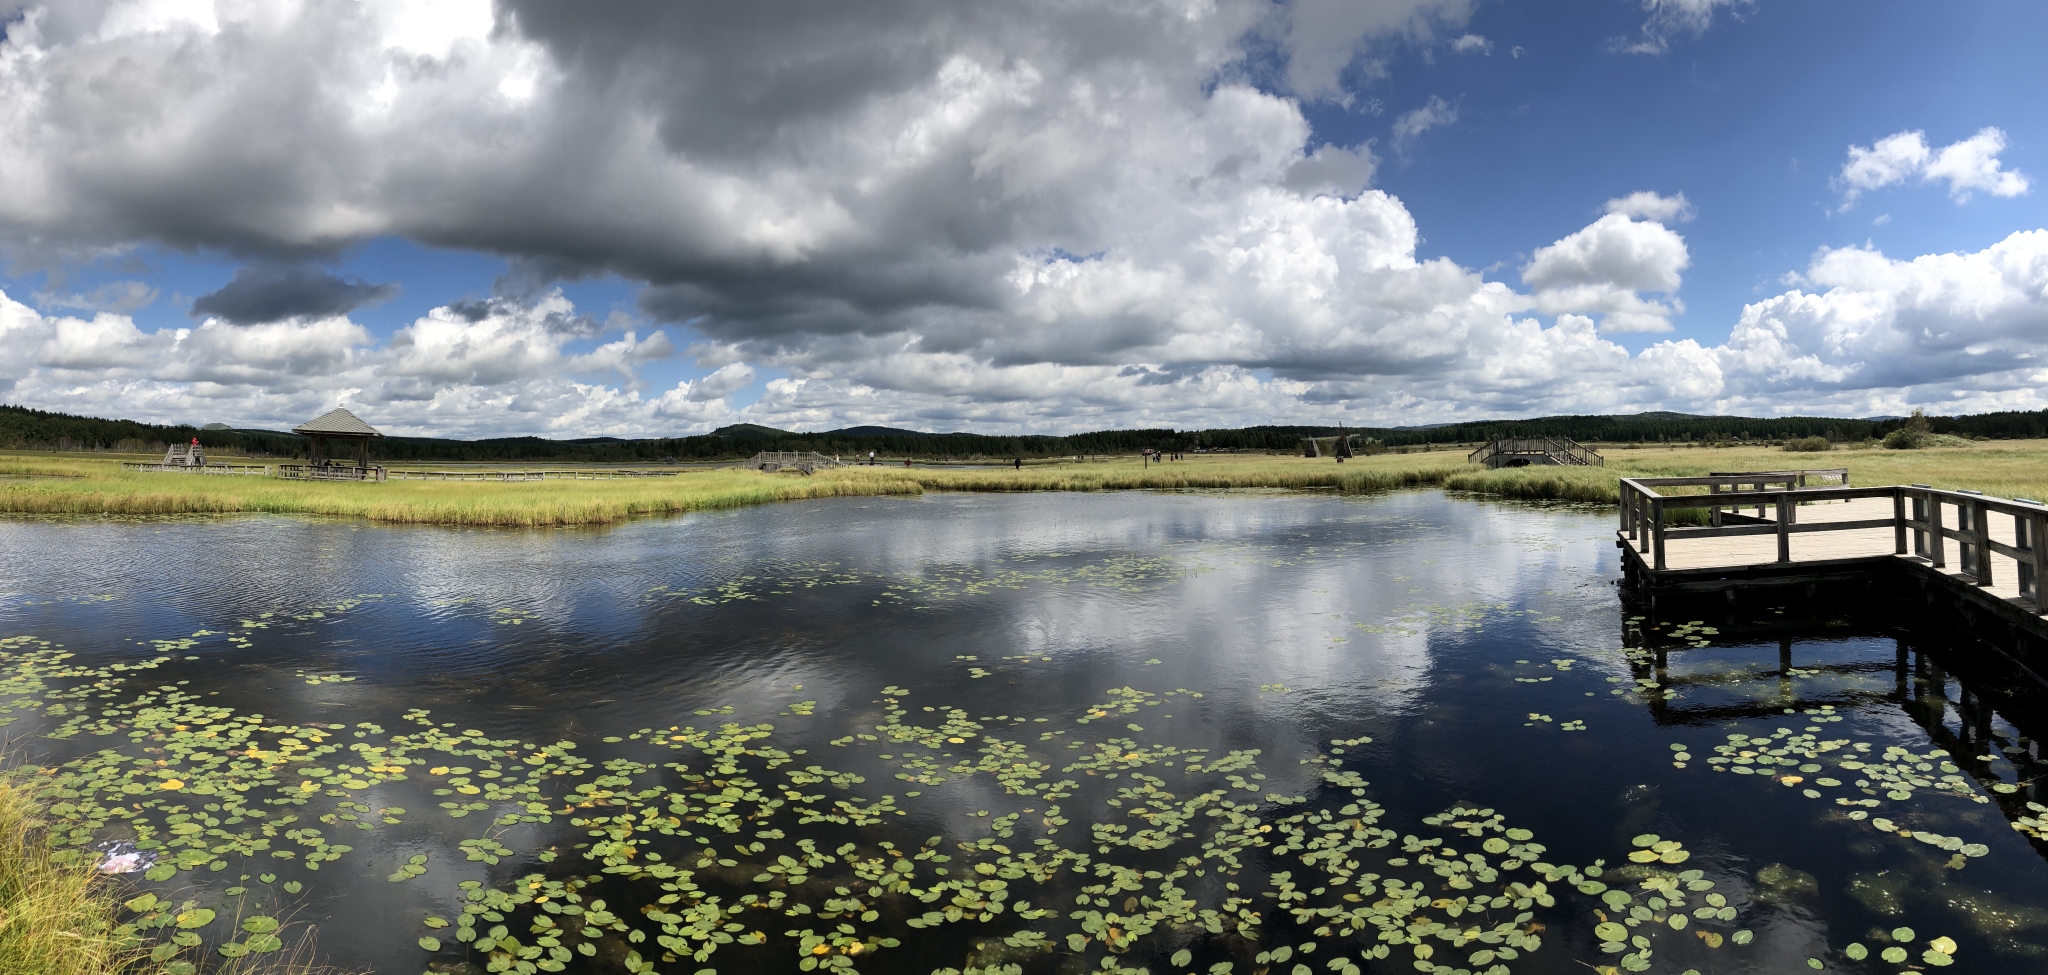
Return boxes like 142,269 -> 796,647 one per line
0,464 -> 924,527
6,441 -> 2046,527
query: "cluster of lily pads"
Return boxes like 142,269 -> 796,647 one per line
0,564 -> 2028,975
1669,724 -> 2011,870
0,630 -> 1943,975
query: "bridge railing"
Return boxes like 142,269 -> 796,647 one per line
1618,477 -> 2047,609
1468,436 -> 1603,467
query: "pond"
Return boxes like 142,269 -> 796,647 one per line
1,490 -> 2044,975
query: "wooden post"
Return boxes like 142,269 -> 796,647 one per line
1972,500 -> 1993,587
1892,489 -> 1907,555
1775,493 -> 1792,563
1652,498 -> 1667,572
1929,496 -> 1946,568
2029,508 -> 2048,613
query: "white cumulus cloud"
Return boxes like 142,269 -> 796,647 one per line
1613,0 -> 1754,55
1837,128 -> 2031,207
1604,191 -> 1695,223
1451,34 -> 1492,55
1392,96 -> 1459,150
1523,214 -> 1690,333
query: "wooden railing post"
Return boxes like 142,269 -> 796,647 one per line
1972,498 -> 1993,587
1652,498 -> 1667,571
1775,493 -> 1792,563
2017,505 -> 2039,605
2023,505 -> 2039,614
1910,486 -> 1929,558
1929,495 -> 1946,567
1892,488 -> 1907,555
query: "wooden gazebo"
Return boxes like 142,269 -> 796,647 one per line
280,408 -> 387,481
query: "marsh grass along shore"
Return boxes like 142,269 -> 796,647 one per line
3,441 -> 2046,527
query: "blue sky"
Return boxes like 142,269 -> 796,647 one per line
1,0 -> 2042,437
1351,0 -> 2045,350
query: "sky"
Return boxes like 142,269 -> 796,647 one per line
0,0 -> 2042,439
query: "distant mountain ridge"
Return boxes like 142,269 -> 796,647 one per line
5,403 -> 2045,463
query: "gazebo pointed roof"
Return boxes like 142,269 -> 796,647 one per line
292,408 -> 383,438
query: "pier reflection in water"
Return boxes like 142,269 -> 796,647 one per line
1622,584 -> 2048,935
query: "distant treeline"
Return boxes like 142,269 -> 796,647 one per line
4,403 -> 2046,463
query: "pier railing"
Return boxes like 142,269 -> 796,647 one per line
121,462 -> 272,476
384,469 -> 681,481
749,451 -> 843,474
276,464 -> 387,482
1619,477 -> 2046,610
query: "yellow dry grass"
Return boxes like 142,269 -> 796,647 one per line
4,440 -> 2044,527
0,779 -> 134,975
0,457 -> 922,527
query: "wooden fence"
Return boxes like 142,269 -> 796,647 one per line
276,464 -> 387,482
384,469 -> 681,481
121,463 -> 272,476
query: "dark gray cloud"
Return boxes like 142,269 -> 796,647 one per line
191,266 -> 397,325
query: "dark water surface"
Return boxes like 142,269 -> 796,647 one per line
1,490 -> 2044,975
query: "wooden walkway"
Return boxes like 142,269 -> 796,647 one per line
1617,474 -> 2047,651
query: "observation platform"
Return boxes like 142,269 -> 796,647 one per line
1617,472 -> 2048,677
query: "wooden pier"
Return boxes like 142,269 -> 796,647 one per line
1618,473 -> 2048,664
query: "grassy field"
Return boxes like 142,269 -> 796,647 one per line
3,441 -> 2044,527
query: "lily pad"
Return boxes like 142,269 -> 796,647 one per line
175,908 -> 216,929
